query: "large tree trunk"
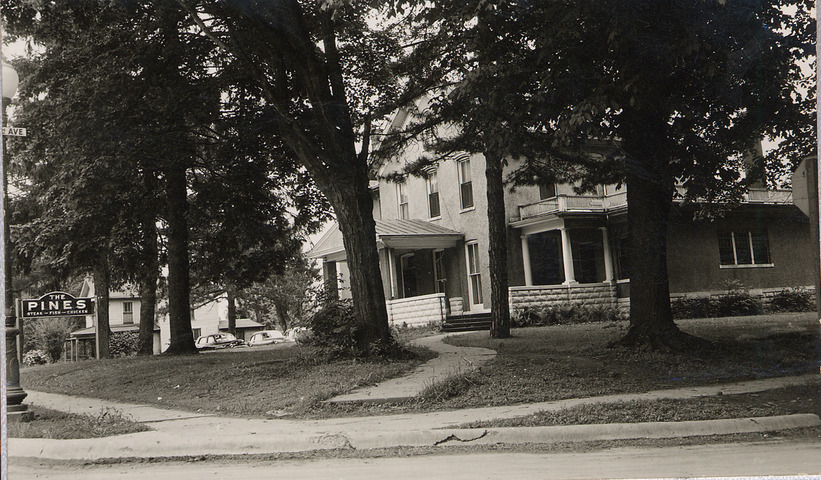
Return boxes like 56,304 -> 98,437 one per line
190,0 -> 393,353
485,150 -> 511,338
163,163 -> 197,354
138,172 -> 159,356
328,176 -> 392,352
273,300 -> 290,332
617,155 -> 699,350
226,286 -> 237,336
93,255 -> 110,359
138,275 -> 157,356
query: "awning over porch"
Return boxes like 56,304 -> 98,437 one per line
308,219 -> 463,259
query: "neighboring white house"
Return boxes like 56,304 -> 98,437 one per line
69,277 -> 264,357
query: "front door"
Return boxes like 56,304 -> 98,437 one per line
400,253 -> 418,298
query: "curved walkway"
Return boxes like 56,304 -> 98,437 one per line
325,333 -> 497,404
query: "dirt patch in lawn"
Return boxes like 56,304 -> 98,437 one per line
7,406 -> 151,439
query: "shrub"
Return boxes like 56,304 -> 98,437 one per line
24,317 -> 80,362
671,296 -> 713,319
109,331 -> 139,357
713,290 -> 762,317
767,288 -> 815,313
672,289 -> 763,320
305,300 -> 359,356
305,300 -> 408,358
512,303 -> 623,328
22,349 -> 51,366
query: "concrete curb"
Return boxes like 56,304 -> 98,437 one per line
9,414 -> 819,461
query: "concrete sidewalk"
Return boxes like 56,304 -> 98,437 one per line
7,332 -> 821,461
10,373 -> 820,461
325,333 -> 497,403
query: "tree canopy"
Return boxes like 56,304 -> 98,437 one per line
388,0 -> 815,349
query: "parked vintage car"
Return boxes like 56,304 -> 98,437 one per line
195,333 -> 246,350
247,330 -> 287,347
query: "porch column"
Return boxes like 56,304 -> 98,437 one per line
560,226 -> 577,284
322,260 -> 339,301
600,227 -> 614,282
387,248 -> 398,299
520,235 -> 533,286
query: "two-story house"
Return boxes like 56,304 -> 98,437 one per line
308,108 -> 815,328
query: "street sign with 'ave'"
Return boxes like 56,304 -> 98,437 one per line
2,126 -> 27,136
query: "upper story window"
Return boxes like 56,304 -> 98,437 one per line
457,157 -> 474,210
539,183 -> 556,200
123,301 -> 133,324
397,181 -> 409,219
718,230 -> 771,267
427,171 -> 441,219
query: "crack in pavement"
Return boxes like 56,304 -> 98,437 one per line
434,430 -> 489,446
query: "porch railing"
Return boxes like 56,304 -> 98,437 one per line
517,187 -> 791,222
517,192 -> 627,221
386,293 -> 448,327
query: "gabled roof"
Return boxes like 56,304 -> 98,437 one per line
307,219 -> 464,259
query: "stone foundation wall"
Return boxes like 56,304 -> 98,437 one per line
509,283 -> 617,311
387,293 -> 448,327
449,297 -> 464,315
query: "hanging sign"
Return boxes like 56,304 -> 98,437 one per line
21,291 -> 94,318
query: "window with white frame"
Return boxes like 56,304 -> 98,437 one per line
718,230 -> 771,266
123,301 -> 134,324
539,183 -> 556,200
466,242 -> 483,305
457,157 -> 474,210
397,181 -> 409,219
427,171 -> 441,219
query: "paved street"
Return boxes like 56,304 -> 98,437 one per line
10,441 -> 821,479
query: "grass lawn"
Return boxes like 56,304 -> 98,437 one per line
7,406 -> 150,439
20,313 -> 819,421
419,313 -> 819,408
457,385 -> 820,428
21,343 -> 435,418
315,312 -> 820,417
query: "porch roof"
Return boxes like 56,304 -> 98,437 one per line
308,219 -> 463,259
70,323 -> 160,338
